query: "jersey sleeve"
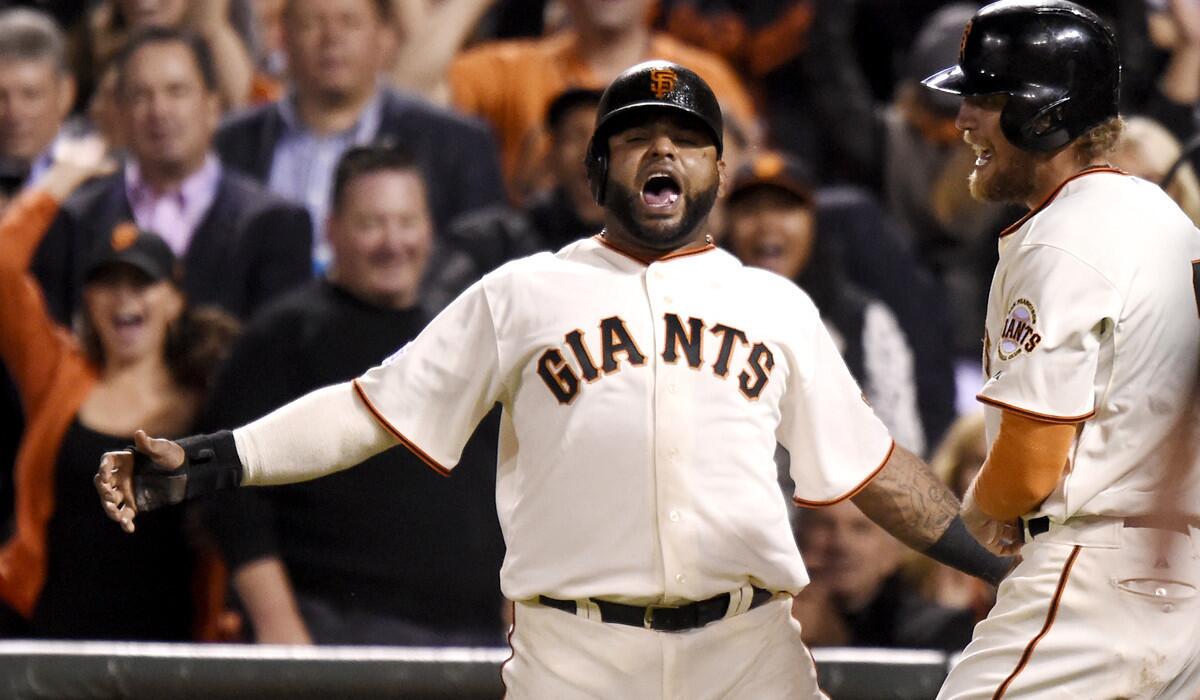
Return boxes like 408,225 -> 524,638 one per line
978,244 -> 1122,423
352,280 -> 505,474
777,297 -> 895,506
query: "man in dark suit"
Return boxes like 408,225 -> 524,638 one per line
213,0 -> 505,271
33,27 -> 312,324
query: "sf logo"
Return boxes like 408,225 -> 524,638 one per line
650,69 -> 678,99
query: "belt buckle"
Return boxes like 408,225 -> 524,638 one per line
643,603 -> 678,630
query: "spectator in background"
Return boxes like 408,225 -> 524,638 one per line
806,4 -> 1013,419
1111,115 -> 1200,226
0,8 -> 76,184
0,8 -> 77,535
85,0 -> 255,110
249,0 -> 287,84
448,0 -> 759,200
202,145 -> 505,645
435,87 -> 606,306
525,87 -> 605,239
884,5 -> 1016,373
33,27 -> 312,325
725,151 -> 925,455
791,501 -> 975,651
383,0 -> 496,104
0,137 -> 237,640
215,0 -> 505,270
1139,0 -> 1200,140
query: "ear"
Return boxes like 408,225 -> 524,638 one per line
165,284 -> 186,322
377,17 -> 399,63
56,74 -> 77,121
716,158 -> 729,199
204,91 -> 221,127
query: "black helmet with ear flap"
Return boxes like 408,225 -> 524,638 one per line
922,0 -> 1120,153
585,60 -> 724,204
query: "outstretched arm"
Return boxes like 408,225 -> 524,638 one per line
96,382 -> 397,533
851,444 -> 1015,584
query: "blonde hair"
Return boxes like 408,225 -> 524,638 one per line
1075,116 -> 1126,165
1111,116 -> 1200,227
930,411 -> 987,496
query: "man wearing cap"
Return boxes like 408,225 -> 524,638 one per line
0,136 -> 236,639
429,87 -> 607,310
98,61 -> 1009,697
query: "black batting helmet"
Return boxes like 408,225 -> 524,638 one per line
922,0 -> 1120,153
585,60 -> 723,204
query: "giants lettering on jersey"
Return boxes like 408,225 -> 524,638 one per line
998,298 -> 1042,361
536,313 -> 775,404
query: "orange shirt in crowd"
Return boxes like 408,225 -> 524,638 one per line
0,191 -> 224,639
0,191 -> 97,618
449,31 -> 758,199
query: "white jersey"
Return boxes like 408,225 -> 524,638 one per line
978,167 -> 1200,520
353,235 -> 893,604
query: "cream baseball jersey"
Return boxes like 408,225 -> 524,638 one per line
978,167 -> 1200,520
352,235 -> 894,604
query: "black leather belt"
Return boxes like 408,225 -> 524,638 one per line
538,586 -> 774,632
1026,515 -> 1198,541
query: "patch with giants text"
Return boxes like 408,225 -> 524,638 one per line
998,298 -> 1042,361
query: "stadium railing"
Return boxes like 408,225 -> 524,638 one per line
0,641 -> 952,699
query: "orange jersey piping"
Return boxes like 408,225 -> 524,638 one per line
351,379 -> 452,477
594,234 -> 716,265
976,394 -> 1094,425
993,545 -> 1082,699
793,440 -> 896,508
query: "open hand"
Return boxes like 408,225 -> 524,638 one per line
94,430 -> 185,534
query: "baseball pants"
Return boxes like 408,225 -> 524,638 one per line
501,595 -> 826,699
939,517 -> 1200,699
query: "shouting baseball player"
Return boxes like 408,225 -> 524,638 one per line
923,2 -> 1200,697
96,61 -> 1009,698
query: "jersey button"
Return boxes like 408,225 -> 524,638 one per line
675,574 -> 686,584
669,510 -> 680,522
664,296 -> 674,304
668,384 -> 677,394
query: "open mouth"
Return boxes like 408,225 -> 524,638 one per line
971,144 -> 993,168
111,311 -> 146,340
754,241 -> 786,259
641,173 -> 681,208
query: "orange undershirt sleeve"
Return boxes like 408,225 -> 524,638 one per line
973,410 -> 1079,521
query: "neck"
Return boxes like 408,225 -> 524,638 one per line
1025,148 -> 1099,210
573,25 -> 651,84
328,273 -> 417,311
137,156 -> 206,192
599,221 -> 710,262
295,86 -> 376,135
102,352 -> 174,388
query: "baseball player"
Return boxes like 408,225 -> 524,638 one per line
96,61 -> 1008,698
923,2 -> 1200,697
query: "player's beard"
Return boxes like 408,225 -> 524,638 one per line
607,179 -> 720,250
968,148 -> 1041,204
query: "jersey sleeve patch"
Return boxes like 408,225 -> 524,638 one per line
980,244 -> 1121,423
997,298 -> 1042,361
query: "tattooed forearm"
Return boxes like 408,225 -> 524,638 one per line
850,444 -> 958,552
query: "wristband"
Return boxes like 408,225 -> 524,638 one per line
131,430 -> 243,511
924,515 -> 1015,586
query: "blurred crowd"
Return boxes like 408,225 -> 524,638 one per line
0,0 -> 1197,651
